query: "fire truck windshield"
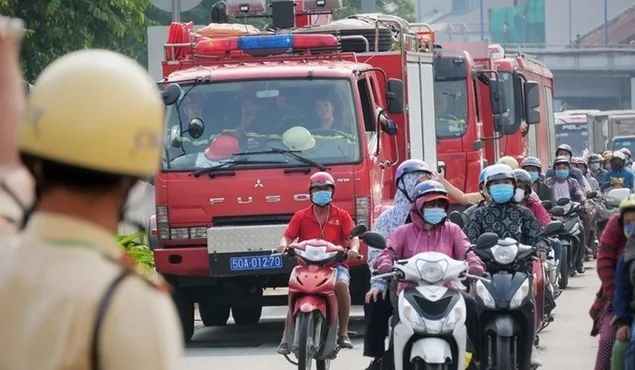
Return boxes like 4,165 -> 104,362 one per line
434,79 -> 468,138
162,78 -> 361,170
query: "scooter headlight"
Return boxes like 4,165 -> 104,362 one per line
295,245 -> 338,262
509,278 -> 530,309
491,244 -> 518,265
441,300 -> 465,332
475,280 -> 495,308
400,299 -> 426,331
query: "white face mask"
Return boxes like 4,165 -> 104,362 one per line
514,188 -> 525,202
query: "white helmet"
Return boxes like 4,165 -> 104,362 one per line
282,126 -> 316,152
613,150 -> 627,161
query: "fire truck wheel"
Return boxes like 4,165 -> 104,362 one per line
172,287 -> 195,342
231,306 -> 262,326
199,303 -> 230,326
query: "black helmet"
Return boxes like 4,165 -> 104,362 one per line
588,154 -> 602,163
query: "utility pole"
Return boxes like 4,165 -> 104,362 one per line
172,0 -> 182,22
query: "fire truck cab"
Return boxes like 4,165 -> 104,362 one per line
151,1 -> 438,341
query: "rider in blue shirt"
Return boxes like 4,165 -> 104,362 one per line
601,150 -> 635,190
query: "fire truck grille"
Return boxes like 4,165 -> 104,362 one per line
212,214 -> 293,227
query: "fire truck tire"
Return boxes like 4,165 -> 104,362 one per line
172,287 -> 195,342
231,306 -> 262,326
198,303 -> 230,326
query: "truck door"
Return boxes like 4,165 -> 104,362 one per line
406,53 -> 437,166
357,77 -> 384,213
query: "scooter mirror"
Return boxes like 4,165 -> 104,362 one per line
543,221 -> 565,236
350,224 -> 367,238
555,198 -> 570,206
448,211 -> 464,228
362,231 -> 387,250
476,232 -> 499,249
551,206 -> 566,217
541,200 -> 553,211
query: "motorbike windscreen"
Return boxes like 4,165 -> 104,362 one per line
555,123 -> 588,156
434,79 -> 468,139
161,78 -> 360,170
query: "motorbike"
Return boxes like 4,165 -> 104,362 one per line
471,221 -> 564,370
363,231 -> 479,370
550,198 -> 583,288
277,224 -> 366,370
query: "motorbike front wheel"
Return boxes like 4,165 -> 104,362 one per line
559,246 -> 569,290
296,312 -> 330,370
495,336 -> 514,370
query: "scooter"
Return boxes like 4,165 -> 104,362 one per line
278,225 -> 366,370
364,231 -> 480,370
471,221 -> 563,370
550,198 -> 583,288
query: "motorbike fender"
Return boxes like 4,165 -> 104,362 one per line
409,338 -> 452,364
293,295 -> 327,318
485,315 -> 516,337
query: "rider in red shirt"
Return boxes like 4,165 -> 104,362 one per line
276,172 -> 361,354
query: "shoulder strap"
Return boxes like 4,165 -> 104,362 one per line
90,270 -> 132,370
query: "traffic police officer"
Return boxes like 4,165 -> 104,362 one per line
0,33 -> 182,370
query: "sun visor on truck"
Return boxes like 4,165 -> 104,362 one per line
433,50 -> 468,80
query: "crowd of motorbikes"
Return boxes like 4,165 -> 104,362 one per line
270,188 -> 631,370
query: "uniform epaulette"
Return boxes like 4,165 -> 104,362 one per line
120,253 -> 172,293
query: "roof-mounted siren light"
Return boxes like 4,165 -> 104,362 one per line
301,0 -> 342,12
227,0 -> 266,17
489,44 -> 505,60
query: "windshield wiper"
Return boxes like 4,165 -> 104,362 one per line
233,148 -> 327,171
191,158 -> 288,177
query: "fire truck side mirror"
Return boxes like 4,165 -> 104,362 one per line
161,84 -> 182,106
489,80 -> 508,115
523,81 -> 541,125
386,78 -> 404,114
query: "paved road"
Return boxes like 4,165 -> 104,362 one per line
181,261 -> 601,369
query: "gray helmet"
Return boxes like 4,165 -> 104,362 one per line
521,156 -> 542,171
553,155 -> 571,168
513,168 -> 532,184
484,163 -> 516,187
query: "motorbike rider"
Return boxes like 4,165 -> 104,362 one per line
620,148 -> 633,168
589,153 -> 608,185
461,166 -> 491,225
572,157 -> 600,192
604,151 -> 614,171
276,171 -> 360,353
368,180 -> 485,365
602,150 -> 635,191
363,159 -> 432,370
463,164 -> 545,366
544,156 -> 588,274
520,156 -> 555,201
434,157 -> 519,206
0,48 -> 184,368
590,197 -> 635,370
545,144 -> 592,193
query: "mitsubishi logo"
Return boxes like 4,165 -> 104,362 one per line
254,179 -> 264,188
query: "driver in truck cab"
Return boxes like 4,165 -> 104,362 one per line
276,172 -> 360,354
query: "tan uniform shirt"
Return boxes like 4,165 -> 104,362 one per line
0,212 -> 183,369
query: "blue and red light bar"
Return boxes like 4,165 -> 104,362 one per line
194,34 -> 338,55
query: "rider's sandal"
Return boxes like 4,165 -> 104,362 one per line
277,342 -> 290,355
337,335 -> 353,349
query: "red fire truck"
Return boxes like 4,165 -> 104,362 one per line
488,44 -> 554,166
150,4 -> 449,341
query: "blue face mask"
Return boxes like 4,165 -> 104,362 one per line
311,191 -> 332,207
528,171 -> 540,182
625,224 -> 634,238
488,184 -> 514,203
422,207 -> 447,225
555,169 -> 569,179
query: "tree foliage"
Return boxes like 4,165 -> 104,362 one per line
0,0 -> 151,81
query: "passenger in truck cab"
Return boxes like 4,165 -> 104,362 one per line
602,150 -> 635,191
276,172 -> 360,354
521,156 -> 554,202
545,144 -> 592,193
